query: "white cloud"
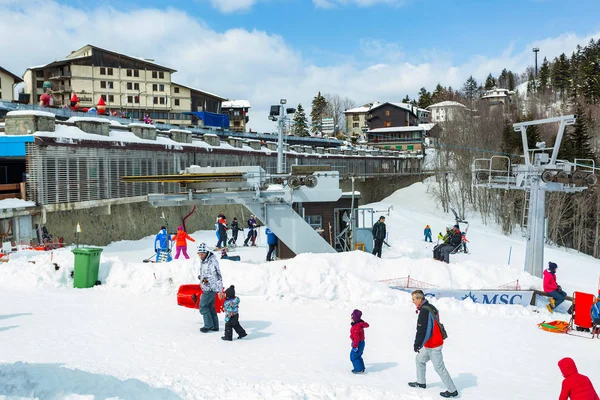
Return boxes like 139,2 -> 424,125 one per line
208,0 -> 255,13
1,1 -> 598,133
313,0 -> 407,8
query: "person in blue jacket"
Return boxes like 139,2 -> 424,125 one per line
154,226 -> 172,262
265,227 -> 278,261
424,225 -> 432,242
243,215 -> 258,247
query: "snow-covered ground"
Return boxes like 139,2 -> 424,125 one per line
1,182 -> 599,399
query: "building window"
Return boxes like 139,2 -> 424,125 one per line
174,87 -> 179,94
159,97 -> 165,104
159,84 -> 164,91
0,92 -> 2,99
99,67 -> 106,75
127,82 -> 132,90
36,80 -> 44,89
134,83 -> 140,91
36,70 -> 44,78
174,99 -> 180,106
384,121 -> 392,127
153,97 -> 158,104
152,84 -> 158,91
37,94 -> 41,102
353,122 -> 359,128
135,96 -> 139,103
385,110 -> 390,116
152,71 -> 157,79
305,215 -> 323,230
234,121 -> 241,127
107,81 -> 114,89
353,115 -> 359,121
100,81 -> 106,88
107,68 -> 113,76
134,70 -> 139,77
159,71 -> 164,79
127,95 -> 133,103
101,94 -> 107,101
109,95 -> 115,102
127,69 -> 132,77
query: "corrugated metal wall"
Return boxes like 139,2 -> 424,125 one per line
25,143 -> 422,205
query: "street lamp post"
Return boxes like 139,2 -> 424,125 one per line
277,99 -> 286,174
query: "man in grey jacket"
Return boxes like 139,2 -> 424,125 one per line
197,243 -> 223,333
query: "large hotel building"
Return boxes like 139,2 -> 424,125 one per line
22,45 -> 228,126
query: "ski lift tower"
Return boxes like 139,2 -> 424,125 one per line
472,115 -> 599,277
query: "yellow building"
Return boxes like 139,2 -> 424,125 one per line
22,45 -> 226,125
0,66 -> 23,102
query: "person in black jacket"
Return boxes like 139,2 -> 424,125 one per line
439,226 -> 462,264
228,217 -> 240,247
371,216 -> 386,258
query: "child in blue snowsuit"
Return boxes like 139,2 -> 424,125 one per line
424,225 -> 432,242
154,226 -> 172,262
221,285 -> 247,341
592,297 -> 600,327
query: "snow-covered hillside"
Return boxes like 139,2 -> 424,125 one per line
1,182 -> 599,399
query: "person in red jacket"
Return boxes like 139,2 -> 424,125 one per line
558,357 -> 599,400
408,290 -> 458,398
544,262 -> 567,313
172,226 -> 195,259
349,309 -> 369,374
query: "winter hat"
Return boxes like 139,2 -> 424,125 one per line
197,243 -> 209,253
225,285 -> 235,299
178,226 -> 183,230
160,226 -> 166,231
549,262 -> 558,271
379,216 -> 386,220
351,309 -> 362,322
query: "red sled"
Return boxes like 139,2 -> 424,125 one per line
177,284 -> 225,313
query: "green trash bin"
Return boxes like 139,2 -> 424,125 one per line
72,247 -> 103,288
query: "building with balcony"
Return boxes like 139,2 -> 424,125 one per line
221,100 -> 250,132
22,45 -> 226,125
367,126 -> 426,152
0,66 -> 23,102
481,87 -> 514,106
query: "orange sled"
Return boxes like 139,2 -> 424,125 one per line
177,284 -> 225,313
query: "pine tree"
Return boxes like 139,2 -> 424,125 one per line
292,103 -> 309,137
432,83 -> 447,102
402,94 -> 411,103
310,92 -> 328,136
539,57 -> 551,93
566,103 -> 594,160
417,87 -> 432,108
527,71 -> 536,95
551,54 -> 570,101
462,76 -> 478,104
484,73 -> 497,90
507,71 -> 516,91
498,69 -> 508,89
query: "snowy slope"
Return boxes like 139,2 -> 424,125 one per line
1,183 -> 599,400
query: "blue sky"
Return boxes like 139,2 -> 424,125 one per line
66,0 -> 600,67
2,0 -> 600,131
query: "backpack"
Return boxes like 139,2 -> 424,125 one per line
422,304 -> 448,340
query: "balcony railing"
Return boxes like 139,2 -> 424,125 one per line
49,72 -> 72,80
52,85 -> 72,93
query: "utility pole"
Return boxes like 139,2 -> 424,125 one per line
532,47 -> 540,86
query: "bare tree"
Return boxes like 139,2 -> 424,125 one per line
323,93 -> 355,134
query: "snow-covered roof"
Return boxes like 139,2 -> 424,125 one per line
418,123 -> 436,131
0,198 -> 36,210
370,102 -> 415,114
129,123 -> 156,128
368,126 -> 425,133
344,102 -> 381,114
7,110 -> 55,118
427,101 -> 467,109
222,100 -> 251,109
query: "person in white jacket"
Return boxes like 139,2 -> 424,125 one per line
197,243 -> 223,333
